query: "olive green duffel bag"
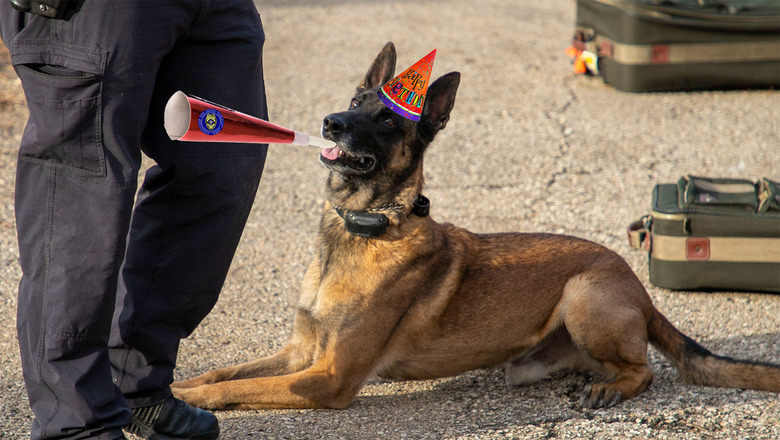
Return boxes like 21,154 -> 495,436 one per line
571,0 -> 780,92
629,175 -> 780,292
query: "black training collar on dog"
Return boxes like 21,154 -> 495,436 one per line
332,195 -> 430,238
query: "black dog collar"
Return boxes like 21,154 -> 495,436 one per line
332,195 -> 430,238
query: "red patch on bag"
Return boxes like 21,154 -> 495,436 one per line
651,45 -> 670,64
686,237 -> 710,261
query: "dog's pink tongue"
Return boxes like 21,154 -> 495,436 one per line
321,146 -> 341,161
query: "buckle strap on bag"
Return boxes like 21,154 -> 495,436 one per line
627,215 -> 652,251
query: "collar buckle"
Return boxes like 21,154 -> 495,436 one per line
412,195 -> 430,217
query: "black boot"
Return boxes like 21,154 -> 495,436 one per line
127,397 -> 219,440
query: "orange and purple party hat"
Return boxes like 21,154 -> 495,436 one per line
377,49 -> 436,121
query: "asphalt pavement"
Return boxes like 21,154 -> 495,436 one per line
0,0 -> 778,438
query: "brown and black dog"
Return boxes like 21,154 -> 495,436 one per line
171,42 -> 780,410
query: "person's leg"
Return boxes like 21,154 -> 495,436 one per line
14,161 -> 136,440
109,0 -> 268,409
3,2 -> 201,438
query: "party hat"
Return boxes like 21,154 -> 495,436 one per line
377,49 -> 436,121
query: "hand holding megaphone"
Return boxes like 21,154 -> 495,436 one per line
164,91 -> 335,148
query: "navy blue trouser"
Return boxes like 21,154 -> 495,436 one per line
0,1 -> 268,438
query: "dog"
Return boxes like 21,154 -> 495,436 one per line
171,42 -> 780,410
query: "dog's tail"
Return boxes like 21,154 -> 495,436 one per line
647,308 -> 780,392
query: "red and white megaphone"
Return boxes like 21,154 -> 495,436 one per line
164,91 -> 334,148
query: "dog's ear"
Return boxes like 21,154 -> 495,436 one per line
418,72 -> 460,142
357,42 -> 397,92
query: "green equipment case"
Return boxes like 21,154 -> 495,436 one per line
572,0 -> 780,92
629,176 -> 780,292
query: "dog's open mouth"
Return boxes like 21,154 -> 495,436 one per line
320,145 -> 376,174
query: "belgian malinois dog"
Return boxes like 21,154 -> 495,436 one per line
171,42 -> 780,410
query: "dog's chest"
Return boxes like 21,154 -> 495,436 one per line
298,238 -> 410,321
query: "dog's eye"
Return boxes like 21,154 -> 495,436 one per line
349,99 -> 359,109
383,117 -> 395,127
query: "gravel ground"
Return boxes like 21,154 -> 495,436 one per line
1,0 -> 778,438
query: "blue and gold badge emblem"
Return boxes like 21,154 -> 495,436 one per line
198,109 -> 224,135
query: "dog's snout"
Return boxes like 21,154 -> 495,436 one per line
323,114 -> 347,134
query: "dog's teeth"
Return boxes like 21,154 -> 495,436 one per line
339,150 -> 345,158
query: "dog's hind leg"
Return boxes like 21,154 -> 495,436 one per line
504,326 -> 602,386
561,269 -> 655,408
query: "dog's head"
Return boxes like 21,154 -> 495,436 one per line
320,42 -> 460,207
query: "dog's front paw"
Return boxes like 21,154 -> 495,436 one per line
172,384 -> 224,410
579,383 -> 623,409
172,370 -> 221,389
172,376 -> 209,389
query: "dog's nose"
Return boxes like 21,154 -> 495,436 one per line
323,114 -> 347,134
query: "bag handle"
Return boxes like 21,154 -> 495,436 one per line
678,175 -> 759,210
758,178 -> 780,213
